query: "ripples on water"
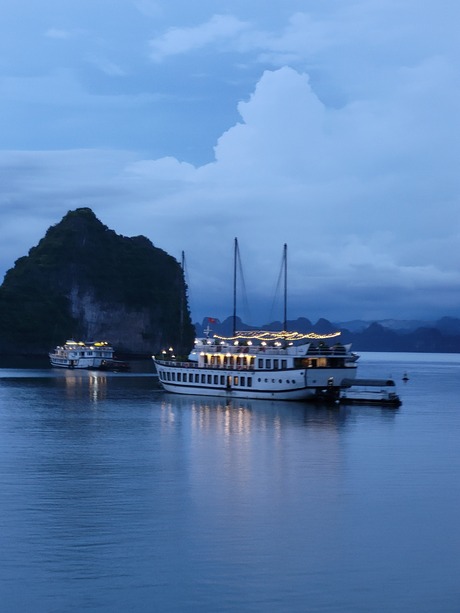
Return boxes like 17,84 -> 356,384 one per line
0,353 -> 459,612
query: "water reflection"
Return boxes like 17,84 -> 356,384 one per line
1,365 -> 432,613
58,371 -> 108,403
160,393 -> 353,434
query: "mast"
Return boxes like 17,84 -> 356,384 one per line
283,243 -> 287,332
180,251 -> 185,345
233,238 -> 238,336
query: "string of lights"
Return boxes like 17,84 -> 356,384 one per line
214,330 -> 341,342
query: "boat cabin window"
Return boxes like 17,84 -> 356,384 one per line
258,359 -> 264,369
207,375 -> 212,384
177,372 -> 181,382
213,375 -> 219,385
201,374 -> 206,384
265,359 -> 271,369
247,378 -> 252,387
234,376 -> 239,385
273,359 -> 279,370
281,359 -> 287,369
240,377 -> 245,386
295,357 -> 328,368
220,375 -> 225,386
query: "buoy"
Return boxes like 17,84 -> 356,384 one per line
402,372 -> 409,382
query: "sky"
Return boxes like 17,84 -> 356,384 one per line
0,0 -> 459,326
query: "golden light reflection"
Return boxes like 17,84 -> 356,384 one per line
62,371 -> 108,402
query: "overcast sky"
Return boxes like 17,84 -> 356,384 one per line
1,0 -> 459,325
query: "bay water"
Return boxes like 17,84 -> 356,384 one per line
0,352 -> 459,612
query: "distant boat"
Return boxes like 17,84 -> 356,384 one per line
49,340 -> 116,369
153,240 -> 359,401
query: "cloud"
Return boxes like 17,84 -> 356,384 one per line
149,14 -> 250,62
134,0 -> 161,18
1,61 -> 458,322
1,2 -> 459,323
45,28 -> 73,40
86,56 -> 126,77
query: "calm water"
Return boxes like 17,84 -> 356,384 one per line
0,353 -> 459,613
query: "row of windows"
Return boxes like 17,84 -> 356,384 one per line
159,370 -> 253,388
202,356 -> 290,370
158,370 -> 300,387
257,377 -> 297,384
204,355 -> 255,368
257,358 -> 288,370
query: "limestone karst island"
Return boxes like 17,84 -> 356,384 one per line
0,208 -> 195,356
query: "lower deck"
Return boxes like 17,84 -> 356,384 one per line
154,360 -> 357,401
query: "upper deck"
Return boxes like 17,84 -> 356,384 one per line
156,331 -> 357,372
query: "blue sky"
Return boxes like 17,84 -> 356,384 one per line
1,0 -> 459,325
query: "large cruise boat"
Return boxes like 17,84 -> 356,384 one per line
49,340 -> 115,369
153,330 -> 358,401
154,240 -> 360,401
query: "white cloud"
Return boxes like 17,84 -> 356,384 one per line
45,28 -> 73,40
134,0 -> 161,18
86,56 -> 126,77
2,61 -> 458,322
149,14 -> 250,62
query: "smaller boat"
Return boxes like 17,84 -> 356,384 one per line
49,340 -> 116,369
339,378 -> 401,407
98,359 -> 130,372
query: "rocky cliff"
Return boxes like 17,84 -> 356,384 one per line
0,208 -> 195,356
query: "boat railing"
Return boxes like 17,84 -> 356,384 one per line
307,347 -> 349,356
155,359 -> 255,371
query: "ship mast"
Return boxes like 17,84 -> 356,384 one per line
180,250 -> 185,346
232,238 -> 238,337
283,243 -> 287,332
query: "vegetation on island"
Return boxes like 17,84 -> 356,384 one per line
0,208 -> 195,356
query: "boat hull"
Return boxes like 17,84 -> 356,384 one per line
157,381 -> 318,401
49,357 -> 105,369
154,362 -> 356,401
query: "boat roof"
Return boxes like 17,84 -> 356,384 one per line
64,340 -> 112,347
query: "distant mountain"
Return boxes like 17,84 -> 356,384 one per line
337,319 -> 431,332
195,315 -> 460,353
0,208 -> 195,356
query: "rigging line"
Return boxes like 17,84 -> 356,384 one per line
232,239 -> 252,334
237,248 -> 252,327
268,247 -> 286,328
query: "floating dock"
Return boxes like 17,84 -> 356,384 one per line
339,378 -> 401,407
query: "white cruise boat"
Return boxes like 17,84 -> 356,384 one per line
49,340 -> 114,369
154,240 -> 358,401
154,330 -> 358,401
